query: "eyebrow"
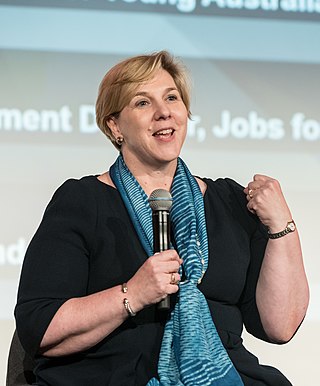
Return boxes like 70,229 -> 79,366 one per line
133,87 -> 178,98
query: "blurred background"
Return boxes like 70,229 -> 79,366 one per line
1,1 -> 319,384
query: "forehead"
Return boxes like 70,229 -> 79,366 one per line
134,69 -> 177,94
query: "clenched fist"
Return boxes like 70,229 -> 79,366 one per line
244,174 -> 293,233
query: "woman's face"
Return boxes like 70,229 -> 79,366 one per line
108,69 -> 188,171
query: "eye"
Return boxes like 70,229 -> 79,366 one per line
135,99 -> 149,108
167,94 -> 179,102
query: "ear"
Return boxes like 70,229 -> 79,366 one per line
107,116 -> 122,140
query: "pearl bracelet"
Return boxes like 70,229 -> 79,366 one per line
122,283 -> 136,317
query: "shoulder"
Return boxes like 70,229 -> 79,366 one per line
202,177 -> 246,204
49,175 -> 115,206
45,175 -> 123,225
54,175 -> 100,195
42,176 -> 107,221
201,177 -> 263,235
47,176 -> 92,207
194,176 -> 244,198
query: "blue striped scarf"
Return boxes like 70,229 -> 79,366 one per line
110,154 -> 243,386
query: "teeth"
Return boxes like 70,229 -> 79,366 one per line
155,129 -> 173,136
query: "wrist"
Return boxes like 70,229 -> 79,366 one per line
121,283 -> 137,317
121,281 -> 145,316
268,220 -> 296,239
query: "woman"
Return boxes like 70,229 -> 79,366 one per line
15,51 -> 309,385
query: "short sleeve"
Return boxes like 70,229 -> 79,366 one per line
14,178 -> 97,356
239,222 -> 272,342
224,178 -> 272,342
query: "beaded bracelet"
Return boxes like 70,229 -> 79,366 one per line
122,283 -> 136,317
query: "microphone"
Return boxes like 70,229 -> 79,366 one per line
148,189 -> 173,310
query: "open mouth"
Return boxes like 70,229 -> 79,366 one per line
153,128 -> 174,137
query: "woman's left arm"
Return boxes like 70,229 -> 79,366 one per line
244,174 -> 309,343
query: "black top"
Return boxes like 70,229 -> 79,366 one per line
15,176 -> 292,386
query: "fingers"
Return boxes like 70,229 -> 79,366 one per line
165,271 -> 181,296
153,253 -> 182,298
169,272 -> 181,285
244,182 -> 259,200
128,249 -> 183,309
253,173 -> 270,182
245,181 -> 269,207
245,175 -> 273,193
155,252 -> 181,294
244,174 -> 278,201
244,175 -> 292,229
151,250 -> 183,273
150,251 -> 182,292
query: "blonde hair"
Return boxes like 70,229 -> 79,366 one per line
95,51 -> 191,150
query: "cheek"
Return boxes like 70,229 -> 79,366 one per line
118,117 -> 137,136
177,113 -> 188,130
127,112 -> 149,128
122,117 -> 149,142
176,106 -> 188,122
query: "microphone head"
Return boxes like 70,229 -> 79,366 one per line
148,189 -> 173,212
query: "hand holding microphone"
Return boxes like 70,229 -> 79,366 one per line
148,189 -> 179,310
126,190 -> 181,313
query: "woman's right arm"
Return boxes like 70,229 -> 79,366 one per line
15,179 -> 181,357
40,250 -> 181,357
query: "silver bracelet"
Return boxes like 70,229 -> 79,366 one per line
121,283 -> 136,317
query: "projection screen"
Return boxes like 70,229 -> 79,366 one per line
1,2 -> 319,384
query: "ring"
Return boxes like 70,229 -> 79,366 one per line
248,189 -> 253,199
170,273 -> 176,285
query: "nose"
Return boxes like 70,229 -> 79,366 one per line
153,100 -> 171,120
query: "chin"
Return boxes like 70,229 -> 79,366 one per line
158,154 -> 180,165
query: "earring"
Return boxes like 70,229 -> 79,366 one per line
116,136 -> 124,146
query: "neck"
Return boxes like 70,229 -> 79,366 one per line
136,171 -> 175,197
121,154 -> 178,197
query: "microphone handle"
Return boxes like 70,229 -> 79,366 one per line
158,294 -> 170,310
152,210 -> 171,311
